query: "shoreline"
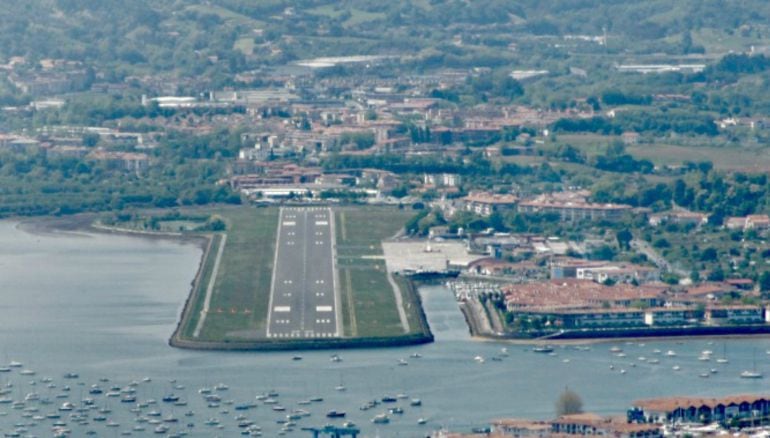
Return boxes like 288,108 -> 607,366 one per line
460,301 -> 770,345
469,332 -> 770,346
15,211 -> 435,351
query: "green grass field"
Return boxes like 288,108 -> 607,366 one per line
171,205 -> 421,343
179,207 -> 279,341
335,207 -> 417,337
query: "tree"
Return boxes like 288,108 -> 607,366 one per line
759,272 -> 770,292
555,388 -> 584,417
707,267 -> 725,282
616,229 -> 632,251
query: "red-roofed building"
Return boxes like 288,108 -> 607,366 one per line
629,394 -> 770,426
463,191 -> 519,217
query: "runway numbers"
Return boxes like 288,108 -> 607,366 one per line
315,292 -> 325,297
315,280 -> 325,284
283,280 -> 293,284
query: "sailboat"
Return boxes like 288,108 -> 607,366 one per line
335,374 -> 346,392
740,350 -> 763,379
716,343 -> 728,364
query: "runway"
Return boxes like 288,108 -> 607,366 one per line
266,207 -> 340,339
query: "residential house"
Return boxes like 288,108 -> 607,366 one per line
463,192 -> 518,217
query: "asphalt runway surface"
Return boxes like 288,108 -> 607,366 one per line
267,207 -> 340,339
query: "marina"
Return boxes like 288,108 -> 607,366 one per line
0,221 -> 769,436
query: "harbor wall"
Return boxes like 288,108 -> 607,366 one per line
470,324 -> 770,342
169,332 -> 433,351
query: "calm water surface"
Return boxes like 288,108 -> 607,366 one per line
0,221 -> 767,437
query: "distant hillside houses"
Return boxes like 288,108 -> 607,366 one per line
518,190 -> 632,221
649,210 -> 709,227
725,214 -> 770,231
84,150 -> 149,172
462,191 -> 519,217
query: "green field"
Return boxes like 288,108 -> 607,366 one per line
335,207 -> 419,337
179,207 -> 279,341
170,205 -> 423,344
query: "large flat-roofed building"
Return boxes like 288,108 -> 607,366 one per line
642,307 -> 694,326
629,394 -> 770,426
520,307 -> 647,329
705,305 -> 765,325
551,257 -> 660,284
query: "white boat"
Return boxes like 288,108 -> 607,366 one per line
665,350 -> 677,357
647,358 -> 660,364
741,350 -> 763,379
672,365 -> 681,371
398,359 -> 408,366
372,413 -> 389,424
716,344 -> 728,363
418,418 -> 427,425
474,356 -> 485,364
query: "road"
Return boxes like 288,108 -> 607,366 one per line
631,239 -> 688,277
266,207 -> 340,339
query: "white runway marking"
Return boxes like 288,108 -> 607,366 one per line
316,305 -> 333,312
274,306 -> 291,312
